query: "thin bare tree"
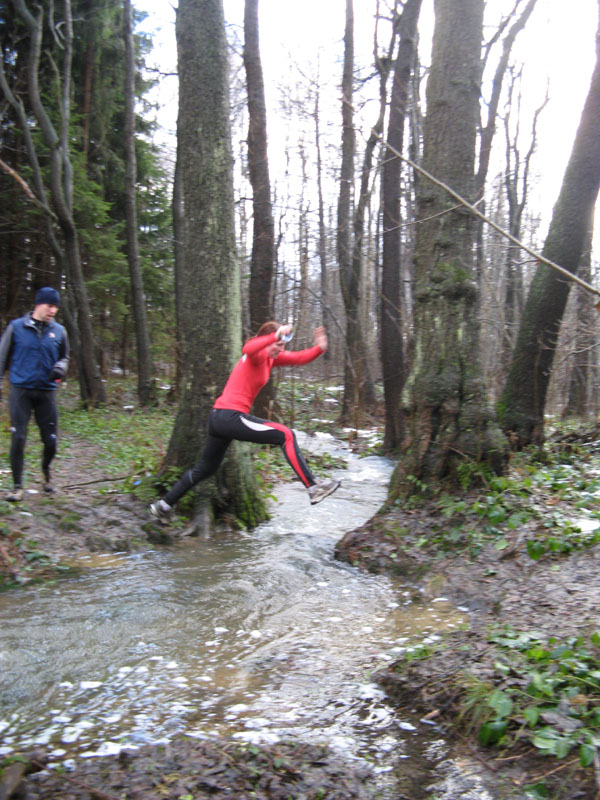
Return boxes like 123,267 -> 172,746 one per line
123,0 -> 155,406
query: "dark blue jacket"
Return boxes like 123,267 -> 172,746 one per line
0,312 -> 69,390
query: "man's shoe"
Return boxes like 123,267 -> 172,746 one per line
149,499 -> 173,524
43,482 -> 55,495
6,487 -> 24,502
308,479 -> 341,505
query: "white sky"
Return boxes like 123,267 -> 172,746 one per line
137,0 -> 600,258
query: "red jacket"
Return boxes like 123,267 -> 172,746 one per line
213,332 -> 323,413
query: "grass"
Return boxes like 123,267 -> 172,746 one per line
0,375 -> 352,500
0,378 -> 175,494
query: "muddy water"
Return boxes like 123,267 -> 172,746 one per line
0,433 -> 485,797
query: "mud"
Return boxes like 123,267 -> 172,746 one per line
336,497 -> 600,798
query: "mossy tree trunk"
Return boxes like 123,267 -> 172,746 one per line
389,0 -> 508,501
166,0 -> 266,530
499,21 -> 600,447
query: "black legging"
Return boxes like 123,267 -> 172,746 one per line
9,386 -> 58,487
164,408 -> 316,507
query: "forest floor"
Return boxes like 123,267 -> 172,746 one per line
1,407 -> 600,799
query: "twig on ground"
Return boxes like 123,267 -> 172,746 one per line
61,475 -> 133,489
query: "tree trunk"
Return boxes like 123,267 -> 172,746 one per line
12,0 -> 105,406
168,0 -> 266,530
123,0 -> 155,406
171,141 -> 185,398
562,230 -> 594,418
381,0 -> 422,451
338,0 -> 370,421
389,0 -> 507,500
499,15 -> 600,447
313,76 -> 332,371
244,0 -> 276,419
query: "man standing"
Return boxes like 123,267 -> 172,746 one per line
0,287 -> 69,501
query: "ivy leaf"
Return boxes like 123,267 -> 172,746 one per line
533,728 -> 572,758
527,540 -> 545,560
580,743 -> 596,768
488,690 -> 513,718
524,782 -> 550,799
523,706 -> 540,726
479,720 -> 507,746
487,506 -> 507,524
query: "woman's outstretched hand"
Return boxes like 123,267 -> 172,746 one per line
276,323 -> 293,341
314,326 -> 328,351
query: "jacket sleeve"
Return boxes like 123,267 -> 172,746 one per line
52,326 -> 70,378
242,332 -> 278,360
273,344 -> 324,367
0,322 -> 14,377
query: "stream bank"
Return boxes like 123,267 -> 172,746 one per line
335,432 -> 600,800
2,425 -> 600,799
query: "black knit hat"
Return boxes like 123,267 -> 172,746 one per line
34,287 -> 60,307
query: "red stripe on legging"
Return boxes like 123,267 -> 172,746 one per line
263,420 -> 311,487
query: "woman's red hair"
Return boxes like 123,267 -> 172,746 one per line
256,321 -> 279,337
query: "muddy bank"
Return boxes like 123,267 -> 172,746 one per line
336,501 -> 600,799
1,739 -> 376,800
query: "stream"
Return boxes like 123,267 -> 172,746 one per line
0,431 -> 494,798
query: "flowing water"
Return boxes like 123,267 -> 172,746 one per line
0,432 -> 492,798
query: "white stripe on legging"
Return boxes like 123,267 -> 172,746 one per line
240,416 -> 273,432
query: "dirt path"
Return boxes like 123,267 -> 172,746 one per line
0,435 -> 160,582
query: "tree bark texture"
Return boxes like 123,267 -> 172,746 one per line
337,0 -> 367,420
244,0 -> 274,331
562,230 -> 594,418
243,0 -> 276,419
499,20 -> 600,447
390,0 -> 507,498
381,0 -> 422,451
123,0 -> 155,406
168,0 -> 266,529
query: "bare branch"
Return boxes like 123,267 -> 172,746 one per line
375,130 -> 600,298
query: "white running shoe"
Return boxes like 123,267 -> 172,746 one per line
308,479 -> 341,505
149,499 -> 173,524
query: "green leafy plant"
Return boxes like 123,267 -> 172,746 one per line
461,627 -> 600,771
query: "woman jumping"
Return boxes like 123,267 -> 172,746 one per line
149,322 -> 340,523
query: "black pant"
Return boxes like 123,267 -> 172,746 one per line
164,408 -> 316,507
9,386 -> 58,488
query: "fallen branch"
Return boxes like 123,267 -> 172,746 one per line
62,474 -> 133,489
